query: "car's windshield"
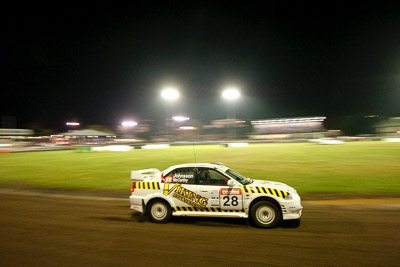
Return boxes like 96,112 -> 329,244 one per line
225,169 -> 252,185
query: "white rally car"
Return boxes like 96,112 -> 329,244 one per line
129,163 -> 302,228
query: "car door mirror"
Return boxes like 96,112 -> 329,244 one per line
227,180 -> 235,187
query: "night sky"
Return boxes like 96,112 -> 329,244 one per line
2,2 -> 400,130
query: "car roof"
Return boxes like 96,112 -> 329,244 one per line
162,163 -> 229,173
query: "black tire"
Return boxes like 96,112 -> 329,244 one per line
147,200 -> 172,223
250,201 -> 281,228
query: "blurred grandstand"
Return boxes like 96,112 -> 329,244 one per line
249,117 -> 331,140
375,117 -> 400,141
3,115 -> 400,151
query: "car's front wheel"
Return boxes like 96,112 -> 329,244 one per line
251,201 -> 281,228
148,200 -> 172,223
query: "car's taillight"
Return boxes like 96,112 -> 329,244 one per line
131,182 -> 135,193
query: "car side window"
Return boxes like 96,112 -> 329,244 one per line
163,168 -> 196,184
196,168 -> 228,186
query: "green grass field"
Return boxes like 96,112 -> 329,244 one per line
0,142 -> 399,194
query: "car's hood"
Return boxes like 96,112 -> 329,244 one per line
249,179 -> 296,193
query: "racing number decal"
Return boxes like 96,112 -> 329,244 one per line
220,188 -> 242,210
223,196 -> 238,206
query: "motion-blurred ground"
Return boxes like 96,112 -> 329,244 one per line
1,189 -> 399,266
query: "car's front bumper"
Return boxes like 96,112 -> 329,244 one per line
281,200 -> 303,220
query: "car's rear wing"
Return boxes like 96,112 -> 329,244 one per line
131,168 -> 161,181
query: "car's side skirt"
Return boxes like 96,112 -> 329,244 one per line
172,209 -> 248,218
173,211 -> 248,218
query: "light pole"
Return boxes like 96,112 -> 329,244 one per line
66,122 -> 80,133
161,87 -> 180,139
222,87 -> 240,139
121,120 -> 137,137
172,116 -> 190,141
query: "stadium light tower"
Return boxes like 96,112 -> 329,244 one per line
66,121 -> 80,132
161,86 -> 180,139
222,86 -> 241,139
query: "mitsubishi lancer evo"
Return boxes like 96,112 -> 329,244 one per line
129,163 -> 302,228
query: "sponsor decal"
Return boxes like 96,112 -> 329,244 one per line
163,176 -> 173,183
210,199 -> 219,206
161,173 -> 193,183
163,183 -> 208,209
161,173 -> 173,183
220,188 -> 242,195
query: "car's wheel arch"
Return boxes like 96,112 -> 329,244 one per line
248,196 -> 282,218
144,194 -> 174,214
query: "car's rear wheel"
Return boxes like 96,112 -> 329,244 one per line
148,200 -> 172,223
251,201 -> 281,228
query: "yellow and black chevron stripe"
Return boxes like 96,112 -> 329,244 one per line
135,182 -> 160,190
240,185 -> 288,199
174,206 -> 246,212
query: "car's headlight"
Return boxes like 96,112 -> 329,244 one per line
285,192 -> 301,201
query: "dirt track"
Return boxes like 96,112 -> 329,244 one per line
1,191 -> 400,266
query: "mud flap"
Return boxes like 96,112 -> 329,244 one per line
142,199 -> 147,216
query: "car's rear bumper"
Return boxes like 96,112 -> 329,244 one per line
129,195 -> 144,213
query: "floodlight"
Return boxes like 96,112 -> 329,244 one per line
222,87 -> 240,100
161,87 -> 180,100
172,116 -> 190,121
179,126 -> 196,130
66,122 -> 80,126
122,121 -> 138,127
